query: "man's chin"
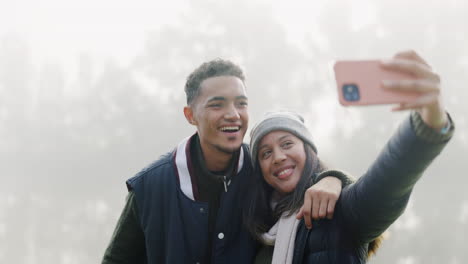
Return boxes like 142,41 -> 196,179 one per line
215,143 -> 242,155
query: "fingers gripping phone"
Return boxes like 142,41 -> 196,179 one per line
333,60 -> 420,106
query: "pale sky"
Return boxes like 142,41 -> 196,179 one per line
0,0 -> 377,67
0,0 -> 188,66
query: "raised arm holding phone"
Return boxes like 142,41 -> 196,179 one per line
244,50 -> 454,264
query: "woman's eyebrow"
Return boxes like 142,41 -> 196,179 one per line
258,144 -> 269,152
258,135 -> 292,151
278,135 -> 291,141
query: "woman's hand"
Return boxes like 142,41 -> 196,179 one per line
296,176 -> 342,229
381,50 -> 448,129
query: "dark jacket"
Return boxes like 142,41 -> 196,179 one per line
291,113 -> 454,263
126,136 -> 257,264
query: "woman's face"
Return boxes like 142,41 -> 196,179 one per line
257,130 -> 306,196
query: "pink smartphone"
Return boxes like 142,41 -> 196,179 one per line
333,60 -> 420,106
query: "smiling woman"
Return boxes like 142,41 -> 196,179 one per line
245,106 -> 453,264
244,60 -> 454,263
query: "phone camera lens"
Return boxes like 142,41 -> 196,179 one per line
343,84 -> 360,102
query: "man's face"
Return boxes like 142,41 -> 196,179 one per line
186,75 -> 249,155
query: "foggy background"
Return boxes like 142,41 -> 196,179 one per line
1,0 -> 467,263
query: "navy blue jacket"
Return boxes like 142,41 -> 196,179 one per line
291,113 -> 453,263
127,136 -> 257,264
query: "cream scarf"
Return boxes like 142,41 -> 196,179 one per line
261,211 -> 300,264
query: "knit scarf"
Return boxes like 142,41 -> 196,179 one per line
260,211 -> 300,264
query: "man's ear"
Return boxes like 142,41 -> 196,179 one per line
183,106 -> 197,125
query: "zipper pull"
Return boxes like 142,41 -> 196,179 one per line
223,176 -> 228,192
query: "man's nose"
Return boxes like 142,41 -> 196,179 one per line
224,104 -> 240,120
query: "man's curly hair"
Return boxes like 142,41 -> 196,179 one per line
185,59 -> 245,105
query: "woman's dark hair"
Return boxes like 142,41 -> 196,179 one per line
243,143 -> 325,242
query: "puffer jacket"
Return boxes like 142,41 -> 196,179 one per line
292,113 -> 453,263
126,136 -> 258,264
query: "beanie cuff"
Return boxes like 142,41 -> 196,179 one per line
250,113 -> 317,168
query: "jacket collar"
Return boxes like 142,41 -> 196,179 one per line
174,133 -> 244,201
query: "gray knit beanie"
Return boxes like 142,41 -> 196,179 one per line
249,111 -> 317,168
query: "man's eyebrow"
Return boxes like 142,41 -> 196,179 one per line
207,96 -> 226,103
207,95 -> 248,102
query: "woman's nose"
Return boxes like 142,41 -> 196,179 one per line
272,149 -> 286,164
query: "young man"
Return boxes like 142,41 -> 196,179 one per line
101,59 -> 346,264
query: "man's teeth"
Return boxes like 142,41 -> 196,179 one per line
221,126 -> 240,132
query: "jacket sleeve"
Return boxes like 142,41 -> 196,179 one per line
338,111 -> 454,244
315,169 -> 355,187
101,192 -> 146,264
